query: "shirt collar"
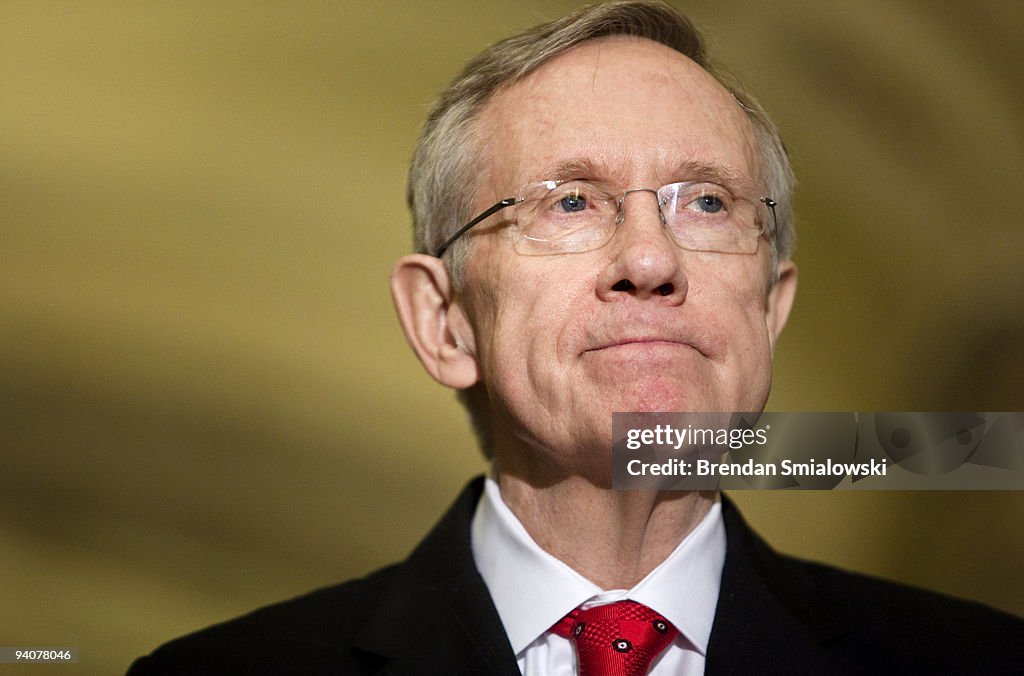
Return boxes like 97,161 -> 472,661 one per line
471,477 -> 725,657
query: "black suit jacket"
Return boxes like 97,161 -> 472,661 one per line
129,478 -> 1024,674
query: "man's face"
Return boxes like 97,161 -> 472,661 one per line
454,36 -> 794,477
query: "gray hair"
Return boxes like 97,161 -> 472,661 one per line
405,0 -> 795,456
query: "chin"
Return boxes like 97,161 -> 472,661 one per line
613,380 -> 713,413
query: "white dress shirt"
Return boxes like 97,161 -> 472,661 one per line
471,477 -> 726,675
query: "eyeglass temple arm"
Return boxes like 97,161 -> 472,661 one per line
434,198 -> 518,258
760,197 -> 778,236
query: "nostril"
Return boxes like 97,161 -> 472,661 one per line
656,283 -> 674,296
612,279 -> 636,292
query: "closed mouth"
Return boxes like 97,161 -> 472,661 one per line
584,338 -> 693,353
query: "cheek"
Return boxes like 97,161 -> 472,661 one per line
714,253 -> 772,312
692,257 -> 774,353
469,258 -> 599,445
722,269 -> 777,396
469,258 -> 569,389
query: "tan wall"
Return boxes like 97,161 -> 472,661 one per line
2,1 -> 1022,673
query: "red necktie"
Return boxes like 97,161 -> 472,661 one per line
551,600 -> 679,676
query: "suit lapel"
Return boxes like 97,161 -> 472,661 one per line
351,481 -> 858,675
705,497 -> 854,676
352,478 -> 521,675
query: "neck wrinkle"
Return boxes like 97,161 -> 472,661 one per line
495,470 -> 715,589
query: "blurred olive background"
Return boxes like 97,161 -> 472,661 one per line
2,1 -> 1022,673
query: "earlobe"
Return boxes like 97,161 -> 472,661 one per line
389,254 -> 480,389
765,260 -> 798,351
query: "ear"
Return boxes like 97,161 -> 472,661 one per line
390,254 -> 480,389
765,259 -> 798,352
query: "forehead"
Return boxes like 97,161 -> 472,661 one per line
474,36 -> 760,197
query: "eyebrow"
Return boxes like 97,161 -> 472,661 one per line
669,160 -> 756,194
539,157 -> 610,183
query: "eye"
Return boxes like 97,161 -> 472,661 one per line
523,180 -> 614,231
669,183 -> 734,219
693,193 -> 724,214
555,188 -> 588,213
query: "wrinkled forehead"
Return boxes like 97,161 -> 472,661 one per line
473,36 -> 761,202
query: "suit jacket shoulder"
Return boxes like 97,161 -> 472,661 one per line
129,479 -> 1024,674
128,479 -> 519,675
710,496 -> 1024,674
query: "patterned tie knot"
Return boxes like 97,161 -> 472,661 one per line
552,600 -> 678,676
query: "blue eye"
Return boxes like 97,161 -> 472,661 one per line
558,192 -> 588,213
696,194 -> 724,213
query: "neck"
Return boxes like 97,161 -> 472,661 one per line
494,468 -> 715,590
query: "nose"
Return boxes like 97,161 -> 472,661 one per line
596,188 -> 688,305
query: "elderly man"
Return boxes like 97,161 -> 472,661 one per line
130,1 -> 1023,673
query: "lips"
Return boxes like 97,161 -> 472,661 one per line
577,308 -> 714,359
587,337 -> 680,349
583,336 -> 703,356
